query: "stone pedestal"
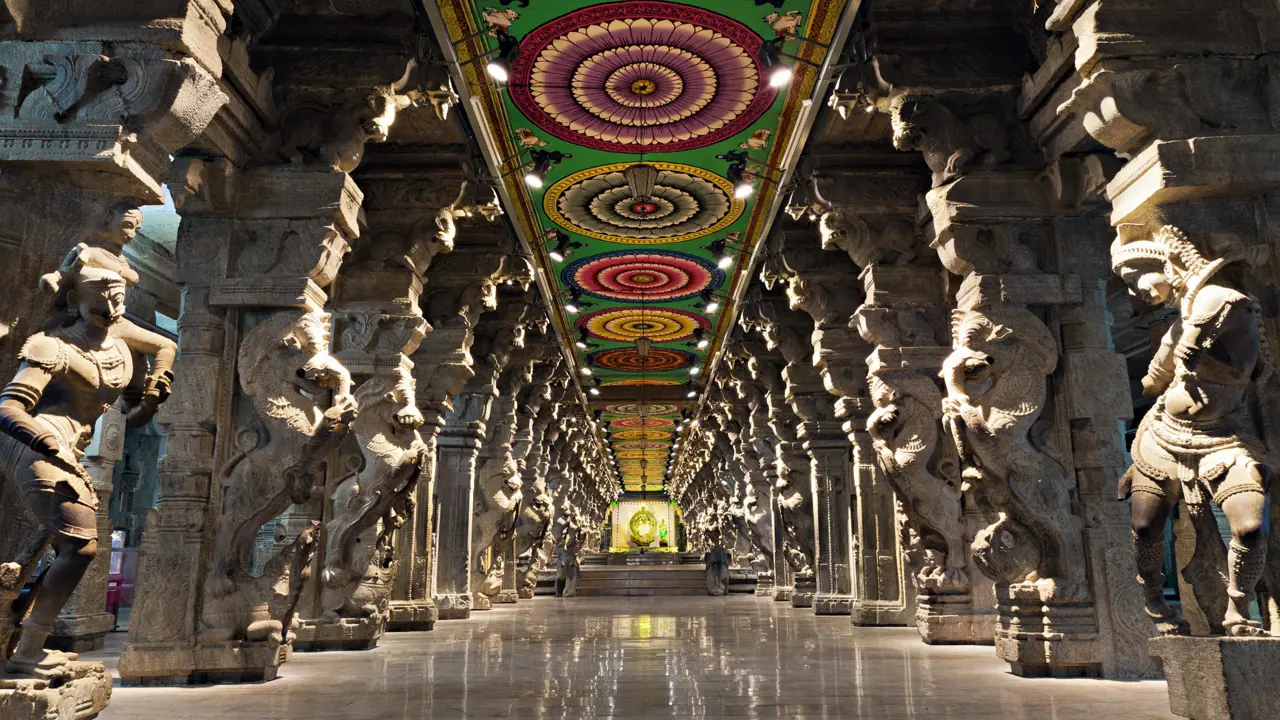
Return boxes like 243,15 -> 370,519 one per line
1149,636 -> 1280,720
790,575 -> 816,609
293,615 -> 386,652
809,439 -> 854,616
494,541 -> 520,604
0,661 -> 112,719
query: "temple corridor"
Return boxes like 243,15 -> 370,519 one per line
89,596 -> 1175,720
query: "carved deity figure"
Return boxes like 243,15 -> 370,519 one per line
866,370 -> 967,590
941,303 -> 1085,592
1113,225 -> 1278,637
320,365 -> 428,619
201,309 -> 357,642
0,262 -> 174,678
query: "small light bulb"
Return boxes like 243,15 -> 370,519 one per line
589,387 -> 600,396
689,367 -> 701,376
718,254 -> 733,269
486,62 -> 510,83
705,301 -> 720,313
696,339 -> 709,350
769,65 -> 792,88
565,302 -> 579,314
575,340 -> 587,349
734,183 -> 753,199
549,250 -> 565,262
524,172 -> 544,189
580,367 -> 592,376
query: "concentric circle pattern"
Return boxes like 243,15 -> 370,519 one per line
510,2 -> 775,153
589,347 -> 693,372
546,163 -> 742,244
611,415 -> 676,430
601,380 -> 681,388
580,308 -> 708,344
611,429 -> 672,441
565,249 -> 722,302
605,403 -> 680,416
616,449 -> 670,459
612,441 -> 671,451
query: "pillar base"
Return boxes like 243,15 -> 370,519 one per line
118,639 -> 284,686
994,580 -> 1101,678
772,585 -> 793,602
916,591 -> 996,645
1150,635 -> 1280,720
472,594 -> 493,611
754,581 -> 774,598
49,612 -> 116,653
492,591 -> 518,604
814,594 -> 854,616
517,587 -> 534,599
1,660 -> 111,719
851,600 -> 911,627
292,616 -> 385,652
435,593 -> 472,620
388,601 -> 438,632
791,576 -> 816,608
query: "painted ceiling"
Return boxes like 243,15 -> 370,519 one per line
435,0 -> 846,494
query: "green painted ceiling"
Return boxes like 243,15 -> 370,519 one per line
437,0 -> 846,492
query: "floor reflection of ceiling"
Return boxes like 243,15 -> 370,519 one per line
435,0 -> 848,492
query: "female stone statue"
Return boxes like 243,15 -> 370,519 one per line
1113,225 -> 1275,637
0,262 -> 174,677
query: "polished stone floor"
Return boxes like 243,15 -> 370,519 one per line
88,596 -> 1175,719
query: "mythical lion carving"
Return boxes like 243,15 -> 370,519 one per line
866,370 -> 966,590
201,309 -> 357,642
889,93 -> 1013,187
319,365 -> 428,619
471,456 -> 523,599
941,305 -> 1084,592
278,88 -> 400,172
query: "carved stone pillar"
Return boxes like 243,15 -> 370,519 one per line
470,297 -> 537,610
425,237 -> 521,620
513,362 -> 567,599
1040,0 -> 1280,698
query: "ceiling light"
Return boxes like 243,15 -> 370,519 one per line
717,254 -> 733,269
733,182 -> 753,199
576,328 -> 590,349
486,33 -> 521,84
759,38 -> 790,89
589,387 -> 600,396
581,367 -> 592,376
565,302 -> 579,314
705,300 -> 720,314
769,64 -> 792,88
624,163 -> 659,202
689,367 -> 701,376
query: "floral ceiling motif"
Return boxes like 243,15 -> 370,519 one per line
589,347 -> 694,372
579,308 -> 708,343
511,3 -> 774,152
564,249 -> 722,302
545,162 -> 742,243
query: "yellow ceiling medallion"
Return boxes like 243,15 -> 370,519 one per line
543,161 -> 745,244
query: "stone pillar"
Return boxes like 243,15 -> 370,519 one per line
1041,0 -> 1280,697
469,297 -> 537,610
513,364 -> 568,599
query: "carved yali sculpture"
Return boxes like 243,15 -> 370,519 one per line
866,370 -> 967,591
320,365 -> 428,619
1113,225 -> 1279,637
941,304 -> 1086,594
201,309 -> 357,643
0,260 -> 175,679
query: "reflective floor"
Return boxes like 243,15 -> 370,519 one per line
89,596 -> 1175,719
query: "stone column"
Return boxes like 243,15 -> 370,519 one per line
470,297 -> 538,610
514,365 -> 568,598
423,235 -> 522,620
1042,0 -> 1280,700
0,3 -> 227,685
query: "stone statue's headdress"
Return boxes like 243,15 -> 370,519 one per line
1111,225 -> 1224,303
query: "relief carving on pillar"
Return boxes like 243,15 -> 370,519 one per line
200,309 -> 357,643
941,304 -> 1086,594
319,363 -> 429,621
884,91 -> 1039,187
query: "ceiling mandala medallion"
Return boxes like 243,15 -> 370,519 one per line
605,403 -> 680,416
510,2 -> 775,153
611,415 -> 677,430
612,441 -> 671,451
601,380 -> 681,388
590,347 -> 693,372
580,308 -> 708,344
564,249 -> 723,302
545,162 -> 744,244
611,429 -> 673,441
